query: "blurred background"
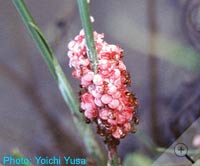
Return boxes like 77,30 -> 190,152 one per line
1,0 -> 200,165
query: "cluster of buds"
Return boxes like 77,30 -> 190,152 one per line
68,30 -> 138,143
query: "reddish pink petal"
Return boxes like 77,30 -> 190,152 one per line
68,30 -> 138,140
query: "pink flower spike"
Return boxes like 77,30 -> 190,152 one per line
67,30 -> 139,141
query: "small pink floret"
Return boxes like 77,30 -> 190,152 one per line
93,74 -> 103,85
108,99 -> 120,109
101,94 -> 112,104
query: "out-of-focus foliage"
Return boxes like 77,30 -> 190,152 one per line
123,153 -> 153,166
12,149 -> 32,166
193,160 -> 200,166
12,0 -> 106,164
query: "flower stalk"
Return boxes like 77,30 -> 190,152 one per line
107,145 -> 121,166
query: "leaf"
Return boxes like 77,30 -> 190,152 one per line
12,0 -> 106,164
193,159 -> 200,166
123,153 -> 153,166
12,149 -> 32,166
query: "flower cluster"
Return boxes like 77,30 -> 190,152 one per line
68,30 -> 138,141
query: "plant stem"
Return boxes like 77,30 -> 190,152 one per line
147,0 -> 160,146
107,145 -> 121,166
12,0 -> 106,164
77,0 -> 98,73
77,1 -> 122,165
77,1 -> 123,165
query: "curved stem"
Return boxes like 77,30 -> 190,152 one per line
12,0 -> 106,164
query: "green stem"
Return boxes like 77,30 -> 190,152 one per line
107,146 -> 121,166
77,0 -> 98,73
77,1 -> 121,165
12,0 -> 106,164
77,1 -> 122,165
